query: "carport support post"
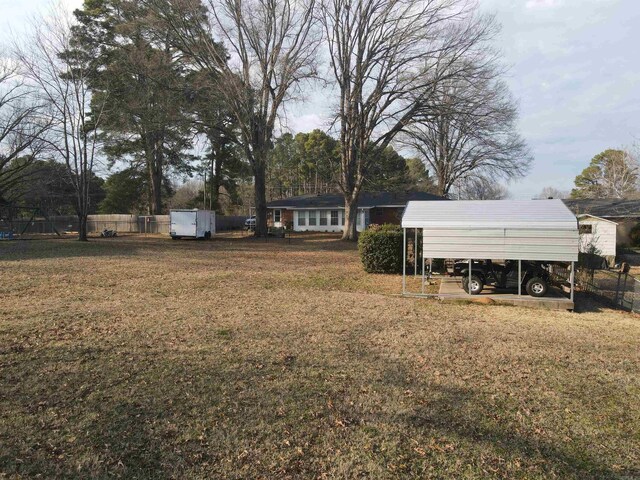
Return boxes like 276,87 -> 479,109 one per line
421,248 -> 425,294
468,259 -> 472,296
518,260 -> 522,296
414,229 -> 418,276
402,228 -> 406,295
570,261 -> 575,302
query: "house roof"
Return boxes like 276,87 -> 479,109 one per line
402,199 -> 578,230
563,198 -> 640,218
267,191 -> 445,209
576,213 -> 618,225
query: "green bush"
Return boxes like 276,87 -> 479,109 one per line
358,224 -> 404,273
629,223 -> 640,247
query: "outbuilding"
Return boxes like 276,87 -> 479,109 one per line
576,214 -> 617,267
401,199 -> 580,305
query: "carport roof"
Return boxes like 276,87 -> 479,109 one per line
402,199 -> 579,230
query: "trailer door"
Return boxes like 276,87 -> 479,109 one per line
171,211 -> 195,237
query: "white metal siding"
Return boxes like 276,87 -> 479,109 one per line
422,228 -> 579,261
578,218 -> 616,257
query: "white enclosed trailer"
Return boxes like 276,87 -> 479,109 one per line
170,209 -> 215,239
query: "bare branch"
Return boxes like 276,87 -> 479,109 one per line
149,0 -> 321,236
12,7 -> 108,240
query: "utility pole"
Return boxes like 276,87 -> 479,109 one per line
203,170 -> 207,209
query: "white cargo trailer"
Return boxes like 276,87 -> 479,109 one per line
170,209 -> 215,239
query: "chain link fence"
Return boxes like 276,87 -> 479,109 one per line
549,262 -> 640,313
577,268 -> 640,313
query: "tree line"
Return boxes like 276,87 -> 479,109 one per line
0,0 -> 531,240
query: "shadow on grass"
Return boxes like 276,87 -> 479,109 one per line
1,340 -> 635,479
0,238 -> 141,262
0,232 -> 357,263
572,292 -> 611,313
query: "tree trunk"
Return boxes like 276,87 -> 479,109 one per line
149,166 -> 162,214
145,134 -> 164,215
253,160 -> 268,237
342,194 -> 358,240
211,155 -> 222,212
78,213 -> 88,242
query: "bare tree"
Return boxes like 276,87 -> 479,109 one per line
534,186 -> 568,200
454,175 -> 509,200
321,0 -> 497,239
0,59 -> 51,204
14,11 -> 108,241
149,0 -> 321,236
404,72 -> 532,198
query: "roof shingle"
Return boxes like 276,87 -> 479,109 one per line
562,198 -> 640,218
267,191 -> 445,209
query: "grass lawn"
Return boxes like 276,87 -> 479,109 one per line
1,233 -> 639,479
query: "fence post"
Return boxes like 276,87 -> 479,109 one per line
570,261 -> 575,303
402,228 -> 406,295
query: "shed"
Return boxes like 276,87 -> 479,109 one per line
400,199 -> 579,301
577,214 -> 617,267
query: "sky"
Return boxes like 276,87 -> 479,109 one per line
1,0 -> 639,199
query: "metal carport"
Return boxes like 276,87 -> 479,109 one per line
401,199 -> 579,303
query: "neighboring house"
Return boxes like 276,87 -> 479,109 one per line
267,191 -> 446,232
563,199 -> 640,246
577,214 -> 617,267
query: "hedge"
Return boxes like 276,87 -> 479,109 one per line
358,223 -> 404,273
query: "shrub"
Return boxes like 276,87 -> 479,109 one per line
629,223 -> 640,247
358,223 -> 404,273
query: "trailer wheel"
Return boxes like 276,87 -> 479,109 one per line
462,275 -> 484,295
172,236 -> 181,240
526,277 -> 548,297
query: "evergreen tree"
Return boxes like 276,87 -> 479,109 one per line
70,0 -> 195,214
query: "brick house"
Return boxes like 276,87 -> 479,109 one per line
267,191 -> 446,232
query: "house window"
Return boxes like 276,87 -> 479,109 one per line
341,211 -> 345,225
298,211 -> 306,226
319,211 -> 328,226
308,210 -> 317,226
579,224 -> 593,234
274,209 -> 281,223
330,210 -> 339,226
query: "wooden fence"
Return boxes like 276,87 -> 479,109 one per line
2,213 -> 247,235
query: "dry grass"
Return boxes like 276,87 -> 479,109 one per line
1,233 -> 639,479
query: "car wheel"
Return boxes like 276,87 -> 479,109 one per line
462,275 -> 484,295
526,277 -> 548,297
